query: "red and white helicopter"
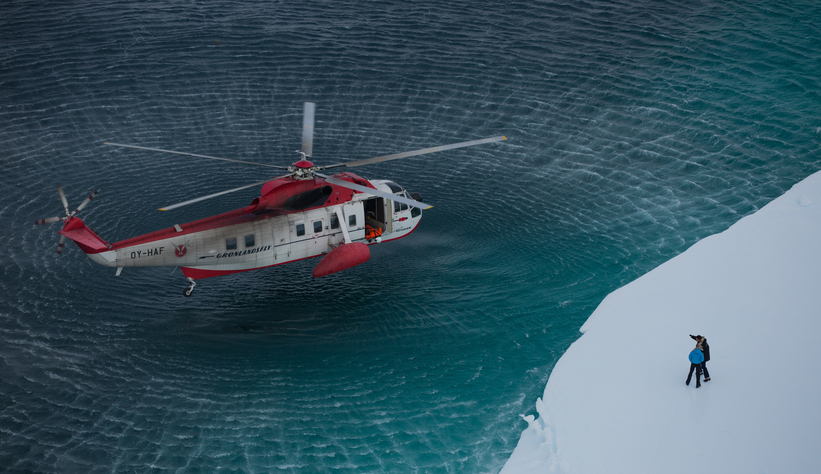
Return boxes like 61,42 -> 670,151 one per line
37,103 -> 507,296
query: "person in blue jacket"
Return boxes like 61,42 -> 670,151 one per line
686,345 -> 704,388
691,334 -> 711,382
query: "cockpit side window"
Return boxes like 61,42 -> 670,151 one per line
385,181 -> 403,193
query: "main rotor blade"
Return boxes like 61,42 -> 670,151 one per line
316,173 -> 433,210
104,142 -> 289,170
56,185 -> 70,216
302,102 -> 315,157
323,135 -> 508,169
157,174 -> 291,211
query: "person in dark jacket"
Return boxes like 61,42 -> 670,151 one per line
690,334 -> 711,382
686,346 -> 704,388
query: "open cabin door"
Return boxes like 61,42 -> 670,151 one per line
364,197 -> 390,233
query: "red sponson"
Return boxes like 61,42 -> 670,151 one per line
312,242 -> 371,278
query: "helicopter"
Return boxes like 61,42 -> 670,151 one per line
36,103 -> 507,296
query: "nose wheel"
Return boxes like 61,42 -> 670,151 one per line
183,277 -> 196,297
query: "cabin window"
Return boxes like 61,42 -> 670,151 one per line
313,221 -> 322,233
330,215 -> 339,229
394,200 -> 409,212
225,237 -> 237,250
245,234 -> 255,248
348,214 -> 356,227
296,223 -> 305,237
411,207 -> 421,218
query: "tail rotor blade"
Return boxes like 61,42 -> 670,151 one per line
36,216 -> 63,225
56,185 -> 70,216
301,102 -> 315,158
56,234 -> 66,255
73,190 -> 99,215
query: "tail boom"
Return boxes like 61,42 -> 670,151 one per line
59,217 -> 115,264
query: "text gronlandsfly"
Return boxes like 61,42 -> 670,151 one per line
216,245 -> 272,259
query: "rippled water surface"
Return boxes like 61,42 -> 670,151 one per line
2,1 -> 820,472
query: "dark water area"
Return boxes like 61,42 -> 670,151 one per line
1,0 -> 820,472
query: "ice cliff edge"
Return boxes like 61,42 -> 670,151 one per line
501,170 -> 821,474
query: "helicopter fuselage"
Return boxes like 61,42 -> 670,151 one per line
67,173 -> 422,280
37,103 -> 505,296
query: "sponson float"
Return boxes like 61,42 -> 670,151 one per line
37,103 -> 507,296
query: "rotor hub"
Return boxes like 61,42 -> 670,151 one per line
290,160 -> 317,180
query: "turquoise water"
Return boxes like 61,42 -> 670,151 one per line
2,1 -> 820,472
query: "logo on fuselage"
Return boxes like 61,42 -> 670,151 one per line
173,242 -> 188,257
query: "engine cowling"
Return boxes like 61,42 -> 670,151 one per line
312,242 -> 371,278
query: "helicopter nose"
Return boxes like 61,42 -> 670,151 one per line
410,192 -> 423,202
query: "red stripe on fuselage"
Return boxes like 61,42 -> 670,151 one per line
109,204 -> 268,252
180,254 -> 316,279
106,173 -> 372,253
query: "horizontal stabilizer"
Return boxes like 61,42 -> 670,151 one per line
59,218 -> 109,253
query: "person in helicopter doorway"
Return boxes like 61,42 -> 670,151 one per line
364,224 -> 382,242
690,334 -> 711,382
686,344 -> 704,388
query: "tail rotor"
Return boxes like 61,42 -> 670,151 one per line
36,185 -> 71,226
36,185 -> 99,254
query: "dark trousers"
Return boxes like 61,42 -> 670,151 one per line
701,361 -> 710,380
686,363 -> 702,385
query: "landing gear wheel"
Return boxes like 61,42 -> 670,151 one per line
182,277 -> 196,297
